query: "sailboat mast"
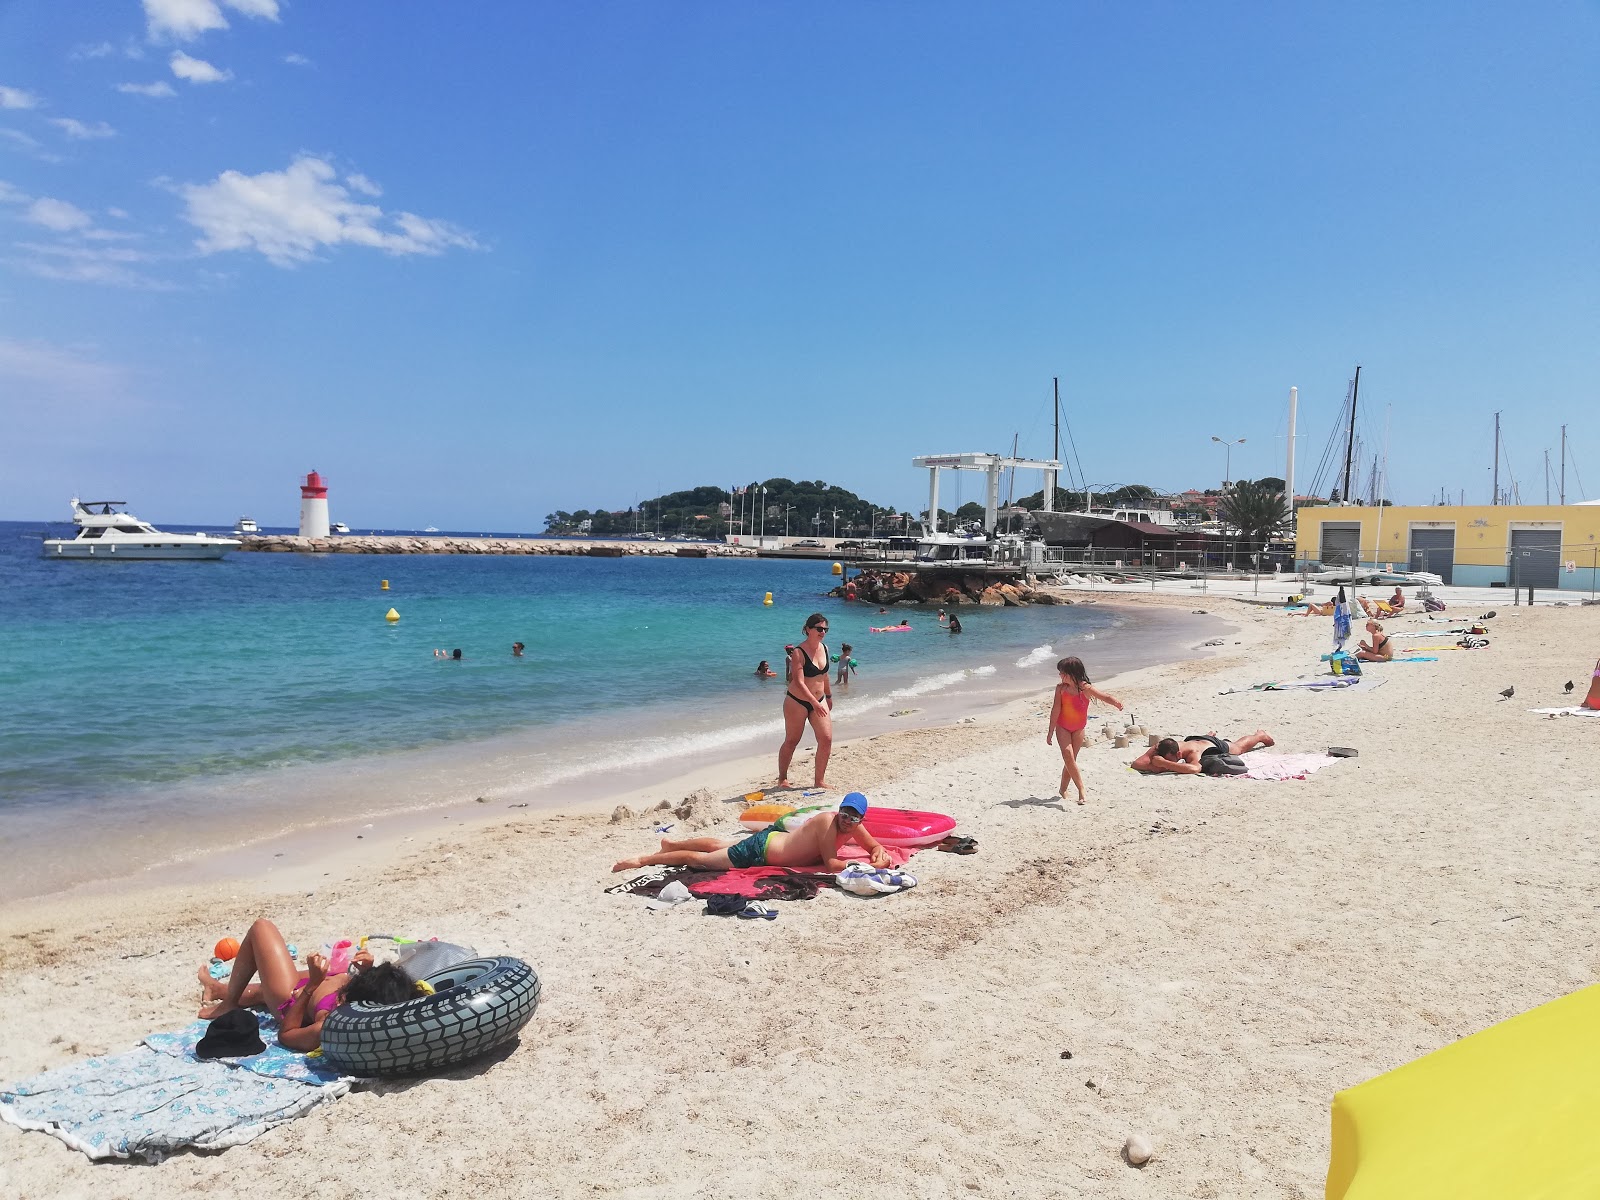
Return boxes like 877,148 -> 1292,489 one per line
1493,412 -> 1501,505
1341,365 -> 1361,502
1560,424 -> 1567,505
1048,377 -> 1060,514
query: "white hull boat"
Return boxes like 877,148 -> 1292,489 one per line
43,499 -> 241,560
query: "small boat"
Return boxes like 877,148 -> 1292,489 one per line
234,516 -> 260,534
423,526 -> 439,533
330,521 -> 350,534
43,499 -> 241,560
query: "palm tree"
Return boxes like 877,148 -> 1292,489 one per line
1217,479 -> 1288,546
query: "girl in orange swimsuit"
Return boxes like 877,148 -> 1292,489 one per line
1046,655 -> 1123,805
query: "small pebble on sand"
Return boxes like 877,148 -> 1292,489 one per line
1124,1134 -> 1153,1166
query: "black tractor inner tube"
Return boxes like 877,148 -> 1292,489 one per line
320,956 -> 540,1077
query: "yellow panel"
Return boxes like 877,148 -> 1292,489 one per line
1327,984 -> 1600,1199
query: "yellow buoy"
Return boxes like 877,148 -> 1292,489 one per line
762,591 -> 774,606
380,579 -> 390,590
831,561 -> 843,576
385,607 -> 400,622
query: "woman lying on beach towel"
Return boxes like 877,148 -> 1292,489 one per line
196,920 -> 415,1052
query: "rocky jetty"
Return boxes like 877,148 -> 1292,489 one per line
236,535 -> 754,557
835,567 -> 1068,607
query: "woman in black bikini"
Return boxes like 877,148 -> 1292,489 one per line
1357,619 -> 1393,661
778,612 -> 834,789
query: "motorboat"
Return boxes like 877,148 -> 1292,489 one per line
234,516 -> 260,534
43,499 -> 241,560
330,521 -> 350,534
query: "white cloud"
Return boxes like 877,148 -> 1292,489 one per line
117,81 -> 177,98
0,180 -> 28,204
0,336 -> 125,391
0,129 -> 63,163
170,52 -> 231,84
72,42 -> 117,60
49,118 -> 117,140
284,53 -> 311,66
179,155 -> 480,266
108,206 -> 130,219
143,0 -> 279,42
0,85 -> 41,110
26,197 -> 93,231
11,241 -> 172,289
345,173 -> 381,197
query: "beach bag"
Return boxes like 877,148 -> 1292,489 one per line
1200,753 -> 1248,776
395,940 -> 478,979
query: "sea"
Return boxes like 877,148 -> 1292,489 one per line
0,519 -> 1212,901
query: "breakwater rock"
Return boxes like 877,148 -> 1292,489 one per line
835,568 -> 1068,607
237,535 -> 755,557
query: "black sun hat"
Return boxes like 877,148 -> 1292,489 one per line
195,1008 -> 266,1060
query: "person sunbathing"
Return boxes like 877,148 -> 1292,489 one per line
1358,594 -> 1403,619
1297,599 -> 1337,616
1357,619 -> 1394,662
196,919 -> 414,1052
611,792 -> 891,873
1132,730 -> 1275,774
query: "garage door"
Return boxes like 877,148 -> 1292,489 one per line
1408,528 -> 1455,585
1320,524 -> 1361,566
1509,529 -> 1561,589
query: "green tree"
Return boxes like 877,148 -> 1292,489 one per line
1218,479 -> 1288,543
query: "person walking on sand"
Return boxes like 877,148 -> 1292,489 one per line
778,613 -> 834,789
613,792 -> 890,872
1046,655 -> 1122,804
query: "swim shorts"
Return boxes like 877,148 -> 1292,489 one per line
727,830 -> 773,869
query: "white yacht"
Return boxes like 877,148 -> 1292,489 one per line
330,521 -> 350,534
234,516 -> 260,534
43,499 -> 242,560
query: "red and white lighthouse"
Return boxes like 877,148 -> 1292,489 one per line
299,470 -> 330,538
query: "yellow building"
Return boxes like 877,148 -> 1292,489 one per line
1295,504 -> 1600,592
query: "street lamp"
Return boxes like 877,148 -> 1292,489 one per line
758,486 -> 767,544
1211,436 -> 1246,491
831,508 -> 840,538
784,504 -> 792,538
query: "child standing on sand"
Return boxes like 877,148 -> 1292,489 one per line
1046,655 -> 1122,805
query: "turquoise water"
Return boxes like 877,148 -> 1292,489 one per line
0,520 -> 1198,897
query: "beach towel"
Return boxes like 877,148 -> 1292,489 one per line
1235,750 -> 1343,781
1227,677 -> 1387,694
1529,706 -> 1600,717
0,1014 -> 351,1162
1394,656 -> 1438,662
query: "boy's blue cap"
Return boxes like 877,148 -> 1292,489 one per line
839,792 -> 868,816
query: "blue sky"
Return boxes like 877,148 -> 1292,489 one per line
1,1 -> 1596,527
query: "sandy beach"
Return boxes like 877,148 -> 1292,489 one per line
3,592 -> 1597,1199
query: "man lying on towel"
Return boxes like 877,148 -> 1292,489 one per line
1131,730 -> 1275,774
611,791 -> 893,873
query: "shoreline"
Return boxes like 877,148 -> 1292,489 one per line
6,592 -> 1595,1196
1,596 -> 1229,907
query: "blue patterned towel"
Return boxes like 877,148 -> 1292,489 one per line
1,1012 -> 351,1162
